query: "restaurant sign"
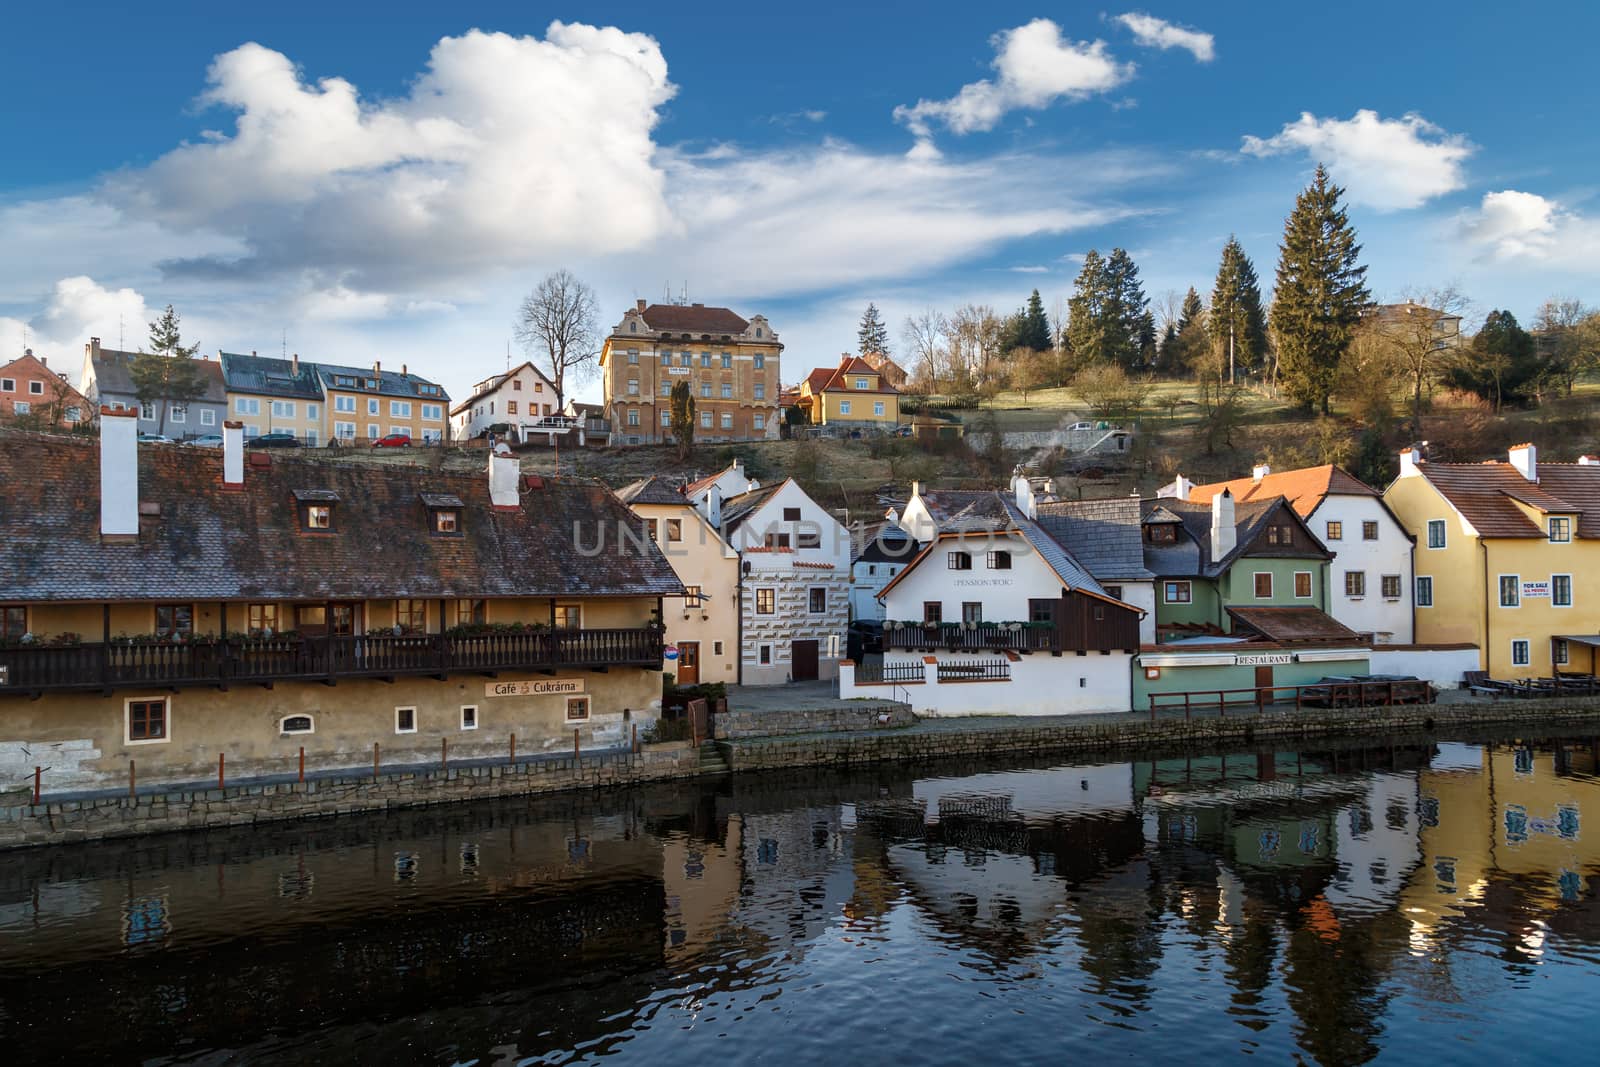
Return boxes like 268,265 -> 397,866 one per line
1235,653 -> 1294,666
486,678 -> 586,697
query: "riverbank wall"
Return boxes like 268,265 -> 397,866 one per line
6,698 -> 1600,850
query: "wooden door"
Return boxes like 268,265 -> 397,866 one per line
677,641 -> 700,685
1255,665 -> 1274,706
791,639 -> 819,682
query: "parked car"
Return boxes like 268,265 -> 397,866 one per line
893,425 -> 914,437
373,433 -> 412,449
136,432 -> 173,444
185,434 -> 225,448
1066,421 -> 1095,431
250,432 -> 300,449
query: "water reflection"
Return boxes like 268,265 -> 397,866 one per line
3,733 -> 1600,1064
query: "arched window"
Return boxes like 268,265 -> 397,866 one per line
280,714 -> 314,735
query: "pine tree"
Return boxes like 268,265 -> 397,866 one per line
1270,165 -> 1371,414
1103,248 -> 1149,370
669,380 -> 696,460
1019,289 -> 1051,352
1137,310 -> 1157,367
1067,250 -> 1110,364
857,303 -> 890,355
1178,288 -> 1205,333
1208,236 -> 1268,381
129,304 -> 205,438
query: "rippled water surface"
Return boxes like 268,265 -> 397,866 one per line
4,733 -> 1600,1064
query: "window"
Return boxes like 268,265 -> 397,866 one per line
461,705 -> 479,730
395,707 -> 417,734
713,640 -> 724,655
200,409 -> 215,426
1104,585 -> 1123,601
854,377 -> 868,389
1549,517 -> 1572,543
434,510 -> 460,534
335,375 -> 356,388
389,426 -> 409,437
235,397 -> 261,415
721,353 -> 732,369
335,395 -> 356,413
306,404 -> 318,421
721,413 -> 733,429
1511,640 -> 1530,667
803,587 -> 828,614
627,350 -> 639,364
566,696 -> 591,722
661,409 -> 671,426
961,602 -> 983,625
12,402 -> 29,415
335,421 -> 356,439
839,400 -> 852,415
720,383 -> 733,400
394,600 -> 427,631
155,604 -> 193,638
455,599 -> 487,626
126,698 -> 168,744
661,382 -> 672,397
0,377 -> 10,391
758,644 -> 772,665
923,601 -> 943,624
1554,573 -> 1573,607
368,398 -> 379,415
554,604 -> 582,629
756,588 -> 775,614
247,603 -> 279,633
1499,575 -> 1520,608
1381,574 -> 1402,599
627,379 -> 639,396
1164,581 -> 1192,604
753,414 -> 765,431
1416,576 -> 1433,607
1267,525 -> 1293,546
700,352 -> 712,368
1145,523 -> 1176,544
139,404 -> 154,420
753,353 -> 765,369
280,715 -> 314,735
1362,521 -> 1379,541
664,519 -> 682,542
169,405 -> 186,423
764,532 -> 791,549
65,405 -> 81,422
685,585 -> 702,608
28,380 -> 43,395
1,605 -> 26,640
700,411 -> 712,428
874,402 -> 885,416
1294,571 -> 1313,598
272,400 -> 296,418
754,383 -> 766,401
1426,520 -> 1446,549
506,401 -> 518,415
988,550 -> 1012,570
1345,571 -> 1366,597
305,504 -> 333,530
627,409 -> 639,427
783,507 -> 801,521
680,352 -> 691,366
1253,572 -> 1273,598
1028,599 -> 1055,624
700,382 -> 711,399
947,551 -> 972,570
390,401 -> 412,418
797,527 -> 821,548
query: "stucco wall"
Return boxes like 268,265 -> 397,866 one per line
1311,495 -> 1414,642
1131,654 -> 1372,710
844,652 -> 1131,715
1369,647 -> 1483,689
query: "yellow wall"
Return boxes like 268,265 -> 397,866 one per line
629,502 -> 739,682
324,389 -> 449,444
600,338 -> 780,441
225,391 -> 325,444
820,387 -> 898,424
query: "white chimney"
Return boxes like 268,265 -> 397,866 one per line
100,407 -> 139,538
1158,473 -> 1193,500
1210,489 -> 1236,560
703,484 -> 724,530
1509,442 -> 1538,482
223,420 -> 245,488
885,506 -> 900,526
1013,474 -> 1036,519
489,454 -> 521,507
1398,447 -> 1420,477
1252,463 -> 1271,482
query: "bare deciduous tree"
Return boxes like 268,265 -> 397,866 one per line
514,269 -> 600,410
1535,296 -> 1599,396
902,309 -> 947,393
1363,286 -> 1469,434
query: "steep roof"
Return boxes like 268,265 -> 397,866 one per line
640,304 -> 750,334
1034,497 -> 1154,581
719,482 -> 787,534
219,352 -> 324,400
91,348 -> 226,403
314,362 -> 448,402
0,431 -> 682,602
853,522 -> 916,565
917,489 -> 1012,532
813,355 -> 900,395
449,361 -> 551,416
1414,461 -> 1600,537
1188,464 -> 1378,518
0,352 -> 86,400
1141,496 -> 1331,578
617,474 -> 688,506
1226,606 -> 1361,644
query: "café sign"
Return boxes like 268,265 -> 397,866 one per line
487,678 -> 585,697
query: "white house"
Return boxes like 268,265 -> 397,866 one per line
713,478 -> 851,685
849,518 -> 917,623
684,457 -> 761,510
448,361 -> 568,444
1175,464 -> 1415,644
842,492 -> 1141,715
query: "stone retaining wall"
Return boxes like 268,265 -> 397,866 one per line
713,703 -> 914,739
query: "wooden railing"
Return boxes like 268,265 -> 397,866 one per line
1146,678 -> 1438,718
0,627 -> 664,694
884,625 -> 1056,652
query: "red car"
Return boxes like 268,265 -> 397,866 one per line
372,433 -> 412,449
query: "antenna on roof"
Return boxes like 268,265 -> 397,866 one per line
118,313 -> 124,351
282,328 -> 287,360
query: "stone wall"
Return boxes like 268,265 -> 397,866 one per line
713,703 -> 914,739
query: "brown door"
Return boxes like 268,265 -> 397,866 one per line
677,641 -> 700,685
791,639 -> 819,682
1255,665 -> 1274,706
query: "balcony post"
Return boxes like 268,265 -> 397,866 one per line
101,604 -> 111,687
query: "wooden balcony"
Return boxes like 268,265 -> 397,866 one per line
883,624 -> 1057,653
0,628 -> 665,695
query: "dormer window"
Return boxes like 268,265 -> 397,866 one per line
435,510 -> 459,534
1550,516 -> 1572,543
365,378 -> 378,389
294,489 -> 340,531
307,505 -> 332,529
421,493 -> 465,537
855,378 -> 868,389
1145,524 -> 1177,544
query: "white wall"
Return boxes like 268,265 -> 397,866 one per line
850,561 -> 906,622
1106,580 -> 1156,644
882,531 -> 1059,623
1368,646 -> 1480,689
1313,495 -> 1414,643
842,653 -> 1132,715
736,480 -> 852,683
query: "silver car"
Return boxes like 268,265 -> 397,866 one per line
185,434 -> 225,448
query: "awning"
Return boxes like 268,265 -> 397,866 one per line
1555,635 -> 1600,647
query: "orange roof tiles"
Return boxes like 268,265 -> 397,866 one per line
1187,464 -> 1377,518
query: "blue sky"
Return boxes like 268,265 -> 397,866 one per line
3,1 -> 1598,402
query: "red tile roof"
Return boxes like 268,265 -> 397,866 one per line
639,304 -> 750,334
803,355 -> 900,396
1188,464 -> 1377,519
1416,461 -> 1600,538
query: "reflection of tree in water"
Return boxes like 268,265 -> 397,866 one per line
1280,904 -> 1410,1066
1222,896 -> 1279,1030
1070,858 -> 1164,1013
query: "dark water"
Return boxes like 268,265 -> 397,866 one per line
4,732 -> 1600,1065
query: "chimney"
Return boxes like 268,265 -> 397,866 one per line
1252,463 -> 1271,483
1399,447 -> 1421,477
1509,442 -> 1538,482
703,484 -> 724,530
1210,489 -> 1237,560
1012,470 -> 1036,519
885,506 -> 900,526
731,458 -> 743,482
100,407 -> 139,538
489,454 -> 521,508
373,360 -> 381,376
401,363 -> 408,377
36,354 -> 44,367
222,420 -> 245,488
87,337 -> 101,361
291,352 -> 299,374
636,298 -> 647,313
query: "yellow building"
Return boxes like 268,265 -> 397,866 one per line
1384,442 -> 1600,677
317,360 -> 450,444
220,351 -> 327,444
617,475 -> 740,684
798,356 -> 900,427
599,300 -> 781,445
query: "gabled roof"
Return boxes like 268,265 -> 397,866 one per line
854,526 -> 917,566
1411,461 -> 1599,537
801,367 -> 835,396
808,355 -> 900,396
90,348 -> 227,404
1034,497 -> 1154,581
449,361 -> 552,416
640,304 -> 750,334
220,352 -> 324,401
684,461 -> 746,498
1188,464 -> 1378,519
1140,496 -> 1331,578
1226,606 -> 1361,644
0,431 -> 682,602
617,474 -> 688,506
0,352 -> 85,400
720,482 -> 787,534
916,489 -> 1012,533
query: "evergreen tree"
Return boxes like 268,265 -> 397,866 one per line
1178,288 -> 1205,333
1067,250 -> 1110,364
669,380 -> 696,460
1208,236 -> 1268,380
1444,309 -> 1539,412
1018,289 -> 1052,352
857,303 -> 890,355
129,304 -> 205,438
1270,165 -> 1371,414
1104,248 -> 1150,370
1137,310 -> 1158,368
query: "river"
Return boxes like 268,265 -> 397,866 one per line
3,729 -> 1599,1064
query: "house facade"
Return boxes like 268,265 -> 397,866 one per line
849,521 -> 917,623
798,356 -> 901,428
852,493 -> 1141,715
1,349 -> 87,428
1385,443 -> 1600,678
449,361 -> 564,444
0,416 -> 681,791
1176,464 -> 1415,643
715,479 -> 851,685
1033,495 -> 1158,644
219,351 -> 325,444
598,300 -> 782,445
317,361 -> 450,443
81,337 -> 228,439
617,475 -> 740,685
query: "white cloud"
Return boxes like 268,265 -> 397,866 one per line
1241,110 -> 1474,211
1459,190 -> 1600,267
0,276 -> 150,365
1114,13 -> 1214,62
894,19 -> 1133,144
